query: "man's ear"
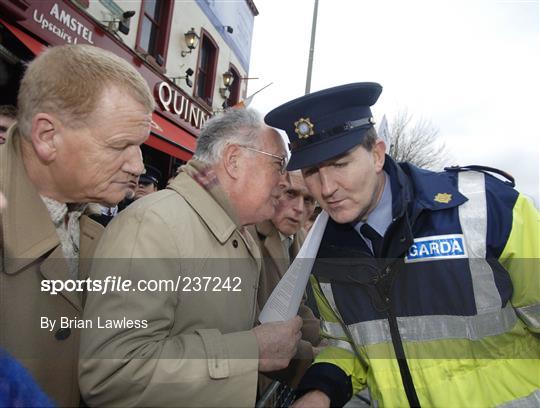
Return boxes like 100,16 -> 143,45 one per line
222,144 -> 242,179
30,113 -> 60,163
372,138 -> 387,172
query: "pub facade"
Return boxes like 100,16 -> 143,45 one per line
0,0 -> 258,183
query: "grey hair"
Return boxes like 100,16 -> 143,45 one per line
194,108 -> 265,164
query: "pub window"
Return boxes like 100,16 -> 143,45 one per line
226,64 -> 241,108
136,0 -> 173,67
195,31 -> 218,105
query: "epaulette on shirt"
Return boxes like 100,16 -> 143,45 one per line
444,165 -> 515,187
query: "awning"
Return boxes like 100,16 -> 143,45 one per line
0,18 -> 46,55
149,113 -> 196,161
0,18 -> 196,162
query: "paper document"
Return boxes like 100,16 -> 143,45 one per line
259,211 -> 329,323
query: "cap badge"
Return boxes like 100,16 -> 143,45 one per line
434,193 -> 452,204
294,117 -> 315,139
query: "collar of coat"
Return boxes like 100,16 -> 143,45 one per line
255,220 -> 306,263
170,160 -> 247,245
1,127 -> 62,272
1,126 -> 103,277
257,221 -> 287,265
255,219 -> 278,239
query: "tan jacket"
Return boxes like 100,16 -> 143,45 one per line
0,127 -> 103,407
253,221 -> 321,388
79,164 -> 262,407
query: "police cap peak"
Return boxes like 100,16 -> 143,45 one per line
265,82 -> 382,170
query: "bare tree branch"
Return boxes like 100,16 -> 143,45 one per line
386,109 -> 448,170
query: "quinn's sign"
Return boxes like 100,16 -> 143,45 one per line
156,82 -> 209,130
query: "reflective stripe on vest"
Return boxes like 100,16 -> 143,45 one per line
514,303 -> 540,330
458,171 -> 502,313
318,283 -> 357,355
497,389 -> 540,407
347,303 -> 516,345
326,338 -> 355,353
319,282 -> 342,319
321,320 -> 347,338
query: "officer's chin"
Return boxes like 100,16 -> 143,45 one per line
328,208 -> 360,225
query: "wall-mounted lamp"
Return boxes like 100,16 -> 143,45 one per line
103,10 -> 136,35
223,25 -> 234,34
181,28 -> 200,57
219,71 -> 235,99
171,68 -> 194,88
222,71 -> 235,88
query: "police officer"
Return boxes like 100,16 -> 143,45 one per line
264,83 -> 540,407
134,164 -> 162,200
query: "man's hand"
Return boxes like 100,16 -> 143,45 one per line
253,316 -> 302,372
293,390 -> 330,408
312,338 -> 329,356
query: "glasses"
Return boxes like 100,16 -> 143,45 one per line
239,145 -> 288,174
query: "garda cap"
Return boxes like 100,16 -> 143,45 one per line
139,165 -> 162,185
265,82 -> 382,170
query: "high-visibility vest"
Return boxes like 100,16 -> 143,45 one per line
309,170 -> 540,407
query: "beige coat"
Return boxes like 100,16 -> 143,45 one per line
253,221 -> 321,388
79,165 -> 263,407
0,127 -> 103,407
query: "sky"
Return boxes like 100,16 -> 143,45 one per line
246,0 -> 540,206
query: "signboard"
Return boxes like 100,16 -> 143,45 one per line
33,2 -> 95,44
156,81 -> 209,130
2,0 -> 211,138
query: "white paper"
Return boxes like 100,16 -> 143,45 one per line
259,211 -> 329,323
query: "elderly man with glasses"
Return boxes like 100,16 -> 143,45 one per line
80,108 -> 302,407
